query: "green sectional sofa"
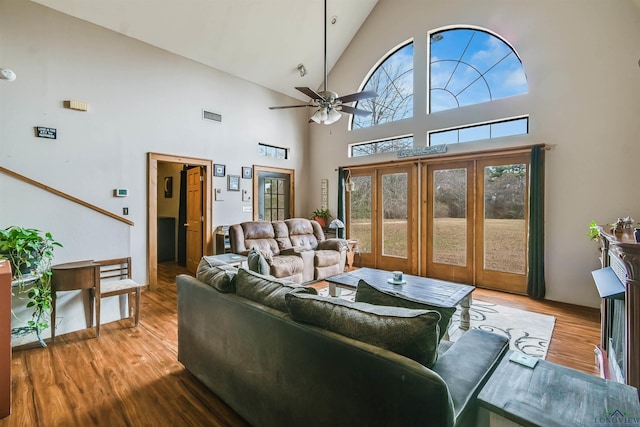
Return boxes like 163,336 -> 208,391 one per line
177,257 -> 509,427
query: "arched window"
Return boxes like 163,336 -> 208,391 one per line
351,41 -> 414,130
429,28 -> 527,113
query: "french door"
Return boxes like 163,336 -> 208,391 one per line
474,156 -> 528,293
423,161 -> 474,283
346,151 -> 530,293
347,164 -> 417,274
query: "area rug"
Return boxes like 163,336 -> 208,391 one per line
316,287 -> 555,359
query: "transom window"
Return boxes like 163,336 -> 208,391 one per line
429,28 -> 528,113
430,117 -> 528,145
350,136 -> 414,158
258,143 -> 288,159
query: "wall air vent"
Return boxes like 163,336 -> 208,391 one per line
202,110 -> 222,123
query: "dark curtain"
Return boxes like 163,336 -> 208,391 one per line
527,145 -> 545,299
337,167 -> 346,239
177,168 -> 187,266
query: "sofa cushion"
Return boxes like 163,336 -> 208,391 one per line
286,218 -> 319,250
241,221 -> 280,255
314,249 -> 341,267
195,256 -> 238,293
285,293 -> 441,367
317,239 -> 347,252
269,255 -> 304,277
247,247 -> 270,276
236,268 -> 317,312
355,279 -> 456,340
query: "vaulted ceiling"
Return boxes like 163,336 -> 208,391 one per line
31,0 -> 379,101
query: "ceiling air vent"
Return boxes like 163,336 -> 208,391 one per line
202,110 -> 222,123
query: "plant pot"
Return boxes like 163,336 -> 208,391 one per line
314,217 -> 326,227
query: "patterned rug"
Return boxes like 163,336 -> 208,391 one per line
317,287 -> 555,359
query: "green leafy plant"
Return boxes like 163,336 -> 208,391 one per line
587,221 -> 600,241
311,208 -> 330,219
311,208 -> 331,227
0,226 -> 62,346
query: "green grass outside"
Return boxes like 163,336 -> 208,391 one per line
349,218 -> 526,273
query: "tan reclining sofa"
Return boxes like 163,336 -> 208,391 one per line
229,218 -> 347,283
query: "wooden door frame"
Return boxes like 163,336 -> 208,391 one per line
421,160 -> 475,283
252,165 -> 295,220
376,163 -> 418,274
345,164 -> 418,274
147,153 -> 212,290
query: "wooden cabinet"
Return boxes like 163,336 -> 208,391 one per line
0,260 -> 11,418
594,226 -> 640,390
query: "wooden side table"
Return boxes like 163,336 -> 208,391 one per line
477,350 -> 640,427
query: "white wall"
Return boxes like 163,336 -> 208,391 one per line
0,0 -> 310,341
308,0 -> 640,307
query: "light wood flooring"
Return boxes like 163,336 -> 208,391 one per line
1,262 -> 600,426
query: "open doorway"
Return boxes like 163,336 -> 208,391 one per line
147,153 -> 212,289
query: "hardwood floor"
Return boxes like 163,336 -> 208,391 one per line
1,262 -> 600,426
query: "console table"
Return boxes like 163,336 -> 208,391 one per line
0,260 -> 11,418
478,350 -> 640,427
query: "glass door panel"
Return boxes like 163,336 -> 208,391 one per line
378,165 -> 416,273
381,172 -> 408,258
424,162 -> 474,283
483,163 -> 527,274
349,175 -> 373,254
432,168 -> 467,266
476,157 -> 528,292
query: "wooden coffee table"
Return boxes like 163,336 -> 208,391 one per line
326,267 -> 475,331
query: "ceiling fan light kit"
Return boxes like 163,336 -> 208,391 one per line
269,0 -> 377,124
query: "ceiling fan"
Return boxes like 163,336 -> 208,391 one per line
269,0 -> 377,124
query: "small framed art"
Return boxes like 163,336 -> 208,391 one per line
228,175 -> 240,191
214,164 -> 226,177
242,166 -> 253,179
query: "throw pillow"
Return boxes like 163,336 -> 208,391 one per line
247,247 -> 270,275
285,292 -> 441,368
196,256 -> 238,293
355,279 -> 456,340
235,268 -> 317,312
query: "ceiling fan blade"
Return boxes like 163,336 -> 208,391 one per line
269,105 -> 312,110
339,105 -> 372,117
336,90 -> 378,104
295,87 -> 323,100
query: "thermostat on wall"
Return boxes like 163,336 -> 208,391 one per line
114,188 -> 129,197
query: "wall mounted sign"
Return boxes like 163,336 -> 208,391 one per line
397,145 -> 446,158
321,179 -> 329,210
34,127 -> 57,139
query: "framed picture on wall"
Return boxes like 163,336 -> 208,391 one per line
214,164 -> 226,177
242,166 -> 253,179
163,176 -> 173,198
228,175 -> 240,191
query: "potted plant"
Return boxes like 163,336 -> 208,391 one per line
0,226 -> 62,347
311,208 -> 331,227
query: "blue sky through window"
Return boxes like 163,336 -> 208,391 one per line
352,42 -> 414,129
430,29 -> 528,113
